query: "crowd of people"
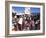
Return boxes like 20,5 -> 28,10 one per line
12,13 -> 40,31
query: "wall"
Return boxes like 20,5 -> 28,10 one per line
0,0 -> 46,38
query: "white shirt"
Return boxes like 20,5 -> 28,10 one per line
18,18 -> 23,24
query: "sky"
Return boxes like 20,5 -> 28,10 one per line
12,7 -> 40,14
